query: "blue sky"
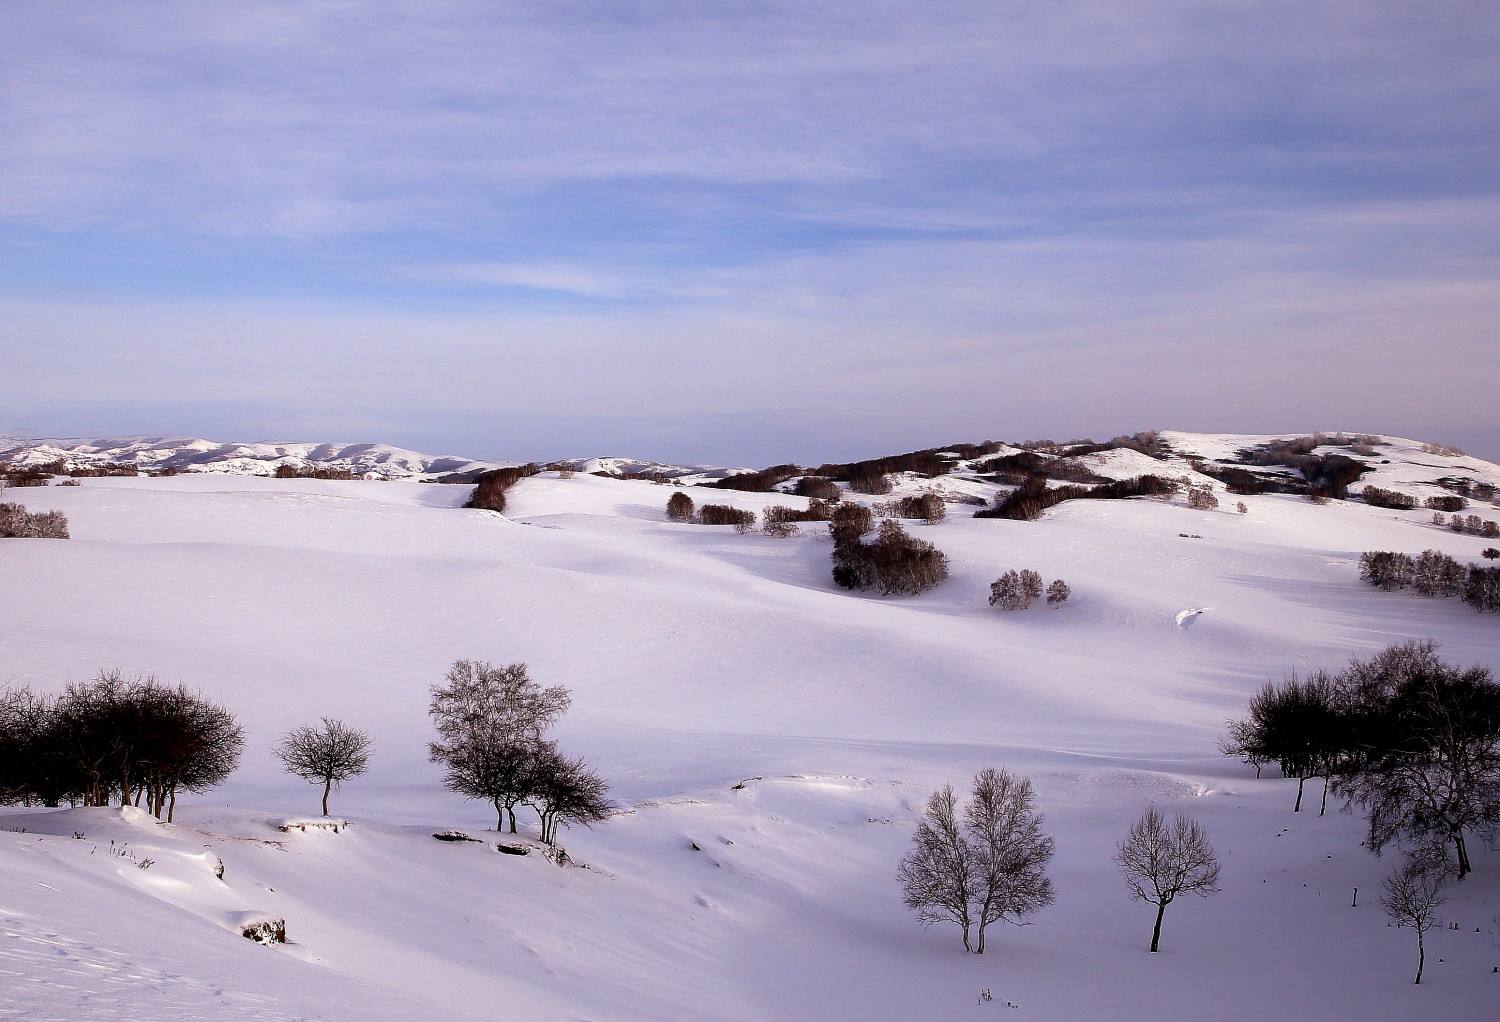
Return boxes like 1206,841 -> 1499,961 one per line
2,2 -> 1498,464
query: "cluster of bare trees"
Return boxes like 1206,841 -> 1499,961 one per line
872,493 -> 946,524
0,502 -> 69,538
989,570 -> 1068,610
791,476 -> 840,501
1360,550 -> 1500,613
0,671 -> 241,819
427,660 -> 609,845
900,770 -> 1220,955
1184,482 -> 1219,510
1222,642 -> 1500,878
831,517 -> 949,596
696,503 -> 757,533
1361,485 -> 1418,510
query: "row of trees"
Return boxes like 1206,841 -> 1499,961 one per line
0,502 -> 69,538
1359,550 -> 1500,613
1,661 -> 611,847
1434,512 -> 1499,538
899,769 -> 1220,954
1222,642 -> 1500,878
988,570 -> 1069,611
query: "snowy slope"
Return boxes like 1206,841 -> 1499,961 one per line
2,438 -> 1499,1020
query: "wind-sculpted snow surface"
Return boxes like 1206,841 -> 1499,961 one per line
1,444 -> 1499,1020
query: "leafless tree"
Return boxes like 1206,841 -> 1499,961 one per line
428,661 -> 571,831
273,718 -> 373,816
897,784 -> 977,950
897,770 -> 1055,953
1046,579 -> 1070,607
1115,806 -> 1221,952
1381,851 -> 1447,984
523,742 -> 612,845
761,505 -> 801,538
964,768 -> 1056,953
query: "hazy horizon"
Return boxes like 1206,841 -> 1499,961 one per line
4,3 -> 1498,464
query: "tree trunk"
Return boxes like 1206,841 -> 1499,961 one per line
975,922 -> 987,955
495,801 -> 505,831
1150,902 -> 1166,952
321,777 -> 331,817
961,922 -> 972,953
1294,775 -> 1304,813
167,780 -> 178,823
1455,831 -> 1471,879
507,807 -> 517,834
1415,931 -> 1424,984
1319,776 -> 1329,817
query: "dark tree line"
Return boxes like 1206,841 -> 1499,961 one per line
0,671 -> 242,820
427,660 -> 610,845
1223,641 -> 1500,878
465,464 -> 541,514
976,474 -> 1178,522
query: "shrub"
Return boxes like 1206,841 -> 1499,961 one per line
1186,484 -> 1219,511
1483,521 -> 1499,539
1046,579 -> 1070,607
1484,548 -> 1500,560
989,569 -> 1042,611
1236,502 -> 1248,515
666,491 -> 695,522
792,477 -> 840,501
828,502 -> 874,545
1420,442 -> 1465,456
801,498 -> 836,522
0,503 -> 69,539
1425,495 -> 1467,513
899,493 -> 946,524
1361,486 -> 1418,511
761,506 -> 801,538
698,504 -> 757,533
1411,550 -> 1464,597
1463,567 -> 1500,613
1432,512 -> 1448,527
831,520 -> 948,595
1359,551 -> 1415,590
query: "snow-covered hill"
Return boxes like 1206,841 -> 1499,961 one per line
1,429 -> 1499,1020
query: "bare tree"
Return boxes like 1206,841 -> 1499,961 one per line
1115,806 -> 1221,952
1046,579 -> 1070,607
428,661 -> 571,831
1381,851 -> 1447,984
523,742 -> 612,845
965,768 -> 1056,953
897,770 -> 1055,953
273,718 -> 373,816
897,784 -> 976,950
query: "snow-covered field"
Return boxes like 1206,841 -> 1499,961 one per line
3,434 -> 1499,1020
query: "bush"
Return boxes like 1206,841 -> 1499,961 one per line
828,502 -> 874,545
801,498 -> 836,522
1361,486 -> 1418,511
1425,495 -> 1467,513
1236,502 -> 1248,515
1463,567 -> 1500,613
989,569 -> 1043,611
0,503 -> 69,539
1421,442 -> 1465,456
698,504 -> 757,533
1484,548 -> 1500,560
1360,551 -> 1415,590
1412,549 -> 1465,597
898,493 -> 946,524
1186,484 -> 1219,511
666,491 -> 695,522
1046,579 -> 1070,607
761,506 -> 801,538
792,477 -> 840,501
831,520 -> 948,595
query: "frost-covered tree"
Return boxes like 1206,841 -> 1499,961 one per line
1381,852 -> 1447,984
273,718 -> 372,816
897,769 -> 1055,954
1115,806 -> 1220,952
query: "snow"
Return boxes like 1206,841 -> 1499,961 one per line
2,431 -> 1500,1019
